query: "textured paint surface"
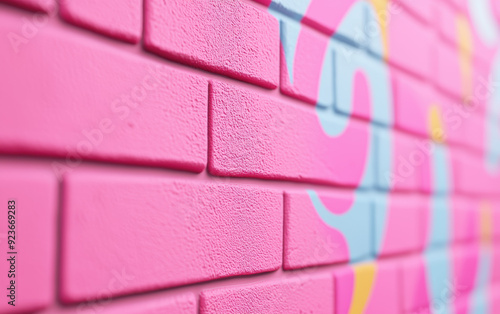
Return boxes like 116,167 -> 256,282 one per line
60,0 -> 142,43
0,9 -> 208,173
61,169 -> 282,302
335,262 -> 399,314
1,0 -> 500,312
0,0 -> 54,12
200,274 -> 334,313
144,0 -> 279,89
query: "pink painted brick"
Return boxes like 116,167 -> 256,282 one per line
401,257 -> 430,313
302,0 -> 358,37
462,113 -> 485,152
388,8 -> 432,79
144,0 -> 279,89
0,9 -> 208,173
402,251 -> 462,314
334,262 -> 399,314
209,81 -> 370,187
442,0 -> 467,12
252,0 -> 271,6
435,1 -> 459,45
60,169 -> 282,302
375,194 -> 423,257
452,245 -> 480,295
335,47 -> 393,125
284,190 -> 371,269
452,197 -> 479,243
252,0 -> 362,42
471,60 -> 489,114
387,131 -> 423,191
200,274 -> 334,314
280,19 -> 332,106
78,293 -> 197,314
451,152 -> 491,195
437,42 -> 464,101
394,0 -> 433,22
393,71 -> 433,138
60,0 -> 142,44
0,160 -> 57,313
0,0 -> 54,12
435,93 -> 468,146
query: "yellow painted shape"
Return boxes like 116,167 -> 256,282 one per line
457,14 -> 473,102
349,263 -> 377,314
428,105 -> 445,143
480,200 -> 493,244
369,0 -> 390,59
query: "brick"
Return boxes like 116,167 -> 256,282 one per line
200,274 -> 334,314
252,0 -> 271,7
0,0 -> 54,12
284,190 -> 371,269
335,46 -> 393,126
60,0 -> 142,44
279,19 -> 333,106
257,0 -> 366,45
60,169 -> 282,302
424,195 -> 453,248
446,0 -> 467,11
209,81 -> 370,187
450,152 -> 492,195
253,0 -> 309,20
436,42 -> 466,101
144,0 -> 279,89
334,262 -> 399,314
423,143 -> 453,195
376,130 -> 422,191
393,0 -> 433,22
401,251 -> 457,314
452,197 -> 479,243
393,72 -> 433,138
0,9 -> 208,173
386,8 -> 432,79
462,113 -> 485,152
302,0 -> 365,43
452,245 -> 480,296
472,60 -> 490,114
435,93 -> 468,147
435,1 -> 459,45
401,257 -> 430,313
374,194 -> 422,257
0,160 -> 58,313
78,293 -> 197,314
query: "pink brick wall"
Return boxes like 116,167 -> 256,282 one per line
1,0 -> 500,313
